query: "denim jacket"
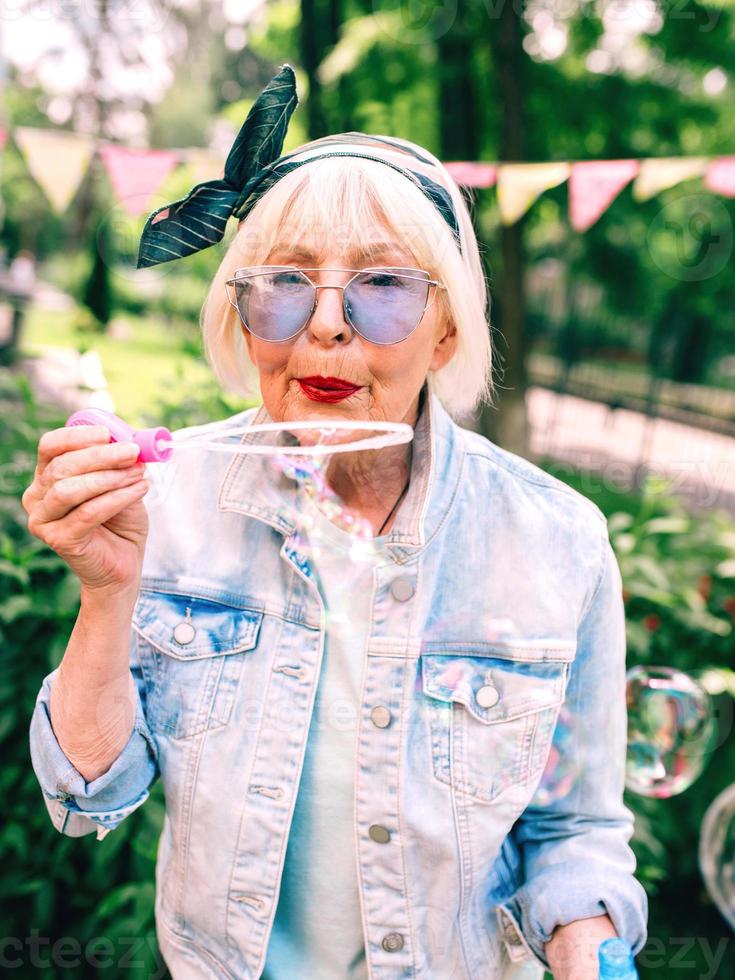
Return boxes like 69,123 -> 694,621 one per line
29,378 -> 648,978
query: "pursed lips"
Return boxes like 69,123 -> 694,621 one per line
297,376 -> 363,391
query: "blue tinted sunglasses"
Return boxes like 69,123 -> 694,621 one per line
225,266 -> 446,345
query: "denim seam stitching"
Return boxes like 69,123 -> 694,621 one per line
575,529 -> 609,628
465,448 -> 607,525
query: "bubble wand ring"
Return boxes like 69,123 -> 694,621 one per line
170,419 -> 414,456
66,408 -> 413,461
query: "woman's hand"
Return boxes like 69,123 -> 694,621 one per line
22,424 -> 150,600
544,914 -> 619,979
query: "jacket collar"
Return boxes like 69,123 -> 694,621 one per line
217,376 -> 464,563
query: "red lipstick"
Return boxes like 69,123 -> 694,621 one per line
297,376 -> 363,403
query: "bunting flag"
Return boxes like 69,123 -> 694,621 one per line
632,156 -> 709,201
496,161 -> 571,225
13,127 -> 93,213
1,122 -> 734,234
444,161 -> 497,188
704,156 -> 735,198
99,145 -> 181,216
569,159 -> 640,232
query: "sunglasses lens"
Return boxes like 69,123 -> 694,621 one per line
347,269 -> 430,344
233,270 -> 313,341
232,268 -> 431,343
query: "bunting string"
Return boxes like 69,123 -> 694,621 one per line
0,123 -> 733,233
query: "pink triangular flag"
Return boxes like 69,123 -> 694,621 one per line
445,162 -> 497,188
704,156 -> 735,198
569,159 -> 640,231
99,145 -> 181,216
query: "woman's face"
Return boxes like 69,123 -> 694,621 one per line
239,240 -> 457,429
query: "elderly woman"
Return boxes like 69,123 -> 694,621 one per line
26,65 -> 647,979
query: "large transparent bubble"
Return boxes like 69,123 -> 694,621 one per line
699,782 -> 735,932
625,665 -> 716,798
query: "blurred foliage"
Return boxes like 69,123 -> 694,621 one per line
2,368 -> 734,976
0,371 -> 167,979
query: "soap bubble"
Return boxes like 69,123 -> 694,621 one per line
625,665 -> 716,798
529,704 -> 579,806
699,782 -> 735,932
269,446 -> 392,571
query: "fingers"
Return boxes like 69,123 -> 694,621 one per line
36,424 -> 113,472
31,478 -> 150,559
38,480 -> 150,556
40,439 -> 142,489
23,425 -> 141,513
31,465 -> 147,527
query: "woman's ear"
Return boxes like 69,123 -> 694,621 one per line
430,319 -> 458,371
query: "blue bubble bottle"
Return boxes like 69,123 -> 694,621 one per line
598,938 -> 639,979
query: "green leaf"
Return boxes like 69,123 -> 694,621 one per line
0,560 -> 30,586
642,517 -> 691,535
0,594 -> 32,622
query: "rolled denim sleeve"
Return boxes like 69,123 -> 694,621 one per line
28,627 -> 159,841
497,527 -> 648,968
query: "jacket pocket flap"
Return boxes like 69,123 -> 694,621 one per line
132,590 -> 263,660
420,654 -> 567,724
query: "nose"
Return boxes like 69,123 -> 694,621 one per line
306,282 -> 353,345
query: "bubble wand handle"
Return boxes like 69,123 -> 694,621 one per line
65,408 -> 174,463
598,938 -> 639,979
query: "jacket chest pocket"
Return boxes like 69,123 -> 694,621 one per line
420,646 -> 573,804
132,590 -> 263,740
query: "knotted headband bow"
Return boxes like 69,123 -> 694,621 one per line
136,63 -> 462,269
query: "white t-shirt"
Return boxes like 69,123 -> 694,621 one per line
263,491 -> 385,979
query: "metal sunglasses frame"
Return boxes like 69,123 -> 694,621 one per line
224,265 -> 447,345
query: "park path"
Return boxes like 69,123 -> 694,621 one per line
528,387 -> 735,516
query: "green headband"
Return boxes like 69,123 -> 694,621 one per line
136,64 -> 462,269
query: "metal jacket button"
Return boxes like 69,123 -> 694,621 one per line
173,606 -> 196,645
369,824 -> 391,843
382,932 -> 404,952
390,577 -> 414,601
370,706 -> 392,728
173,622 -> 196,645
476,685 -> 500,708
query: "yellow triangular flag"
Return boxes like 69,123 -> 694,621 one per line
496,162 -> 571,225
632,156 -> 709,201
13,127 -> 94,213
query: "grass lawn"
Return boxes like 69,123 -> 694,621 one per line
20,305 -> 252,426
